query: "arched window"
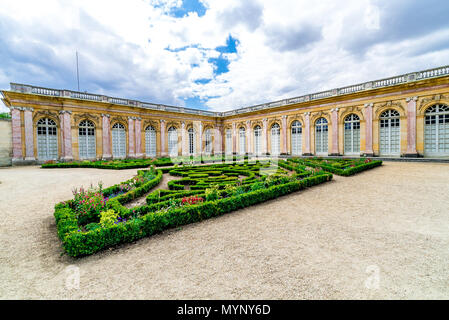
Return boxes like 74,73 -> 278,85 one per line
344,114 -> 360,155
315,118 -> 328,155
168,126 -> 178,157
145,125 -> 156,157
204,128 -> 212,154
254,125 -> 262,155
112,123 -> 126,158
79,120 -> 96,159
37,118 -> 58,160
425,104 -> 449,156
379,109 -> 400,156
188,127 -> 196,155
225,129 -> 232,155
291,120 -> 302,156
271,123 -> 280,156
239,127 -> 246,155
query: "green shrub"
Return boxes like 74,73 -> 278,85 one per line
100,209 -> 118,227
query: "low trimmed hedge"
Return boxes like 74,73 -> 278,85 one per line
289,158 -> 382,176
42,155 -> 254,170
55,172 -> 332,257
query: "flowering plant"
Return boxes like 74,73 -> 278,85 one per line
181,196 -> 204,205
72,183 -> 106,224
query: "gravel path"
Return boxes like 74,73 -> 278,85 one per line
0,162 -> 448,299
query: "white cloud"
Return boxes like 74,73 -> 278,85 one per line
1,0 -> 449,113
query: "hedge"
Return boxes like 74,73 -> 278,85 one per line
42,155 -> 253,170
55,172 -> 332,257
288,158 -> 382,176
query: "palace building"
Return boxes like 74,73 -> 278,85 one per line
1,65 -> 449,164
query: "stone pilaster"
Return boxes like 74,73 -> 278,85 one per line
405,97 -> 419,157
330,108 -> 339,156
363,103 -> 374,156
198,122 -> 203,155
59,110 -> 73,161
135,117 -> 143,158
262,118 -> 268,155
181,121 -> 187,156
101,114 -> 111,159
23,107 -> 35,161
281,115 -> 287,155
160,119 -> 166,157
128,117 -> 135,158
10,107 -> 23,162
303,112 -> 312,156
246,120 -> 251,154
214,125 -> 222,155
232,123 -> 237,154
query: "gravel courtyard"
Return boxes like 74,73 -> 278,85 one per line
0,162 -> 448,299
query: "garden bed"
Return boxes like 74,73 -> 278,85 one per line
287,157 -> 382,176
53,161 -> 332,257
41,155 -> 252,170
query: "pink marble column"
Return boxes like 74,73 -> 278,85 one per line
246,120 -> 251,154
23,108 -> 35,161
10,107 -> 23,162
303,112 -> 312,155
215,125 -> 222,155
363,103 -> 374,156
160,119 -> 166,157
101,114 -> 111,159
59,110 -> 73,161
59,112 -> 65,157
262,118 -> 268,155
232,123 -> 236,154
281,115 -> 287,154
128,117 -> 135,158
405,96 -> 418,157
198,122 -> 203,155
331,108 -> 339,156
63,111 -> 73,160
181,121 -> 187,156
135,117 -> 143,158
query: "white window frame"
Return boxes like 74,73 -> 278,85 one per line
145,125 -> 157,157
424,104 -> 449,156
79,120 -> 96,159
379,109 -> 400,156
315,118 -> 328,155
291,120 -> 302,156
112,122 -> 126,158
37,118 -> 58,160
344,114 -> 360,155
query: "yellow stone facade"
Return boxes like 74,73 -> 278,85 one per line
2,65 -> 449,164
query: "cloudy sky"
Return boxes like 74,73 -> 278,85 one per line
1,0 -> 449,112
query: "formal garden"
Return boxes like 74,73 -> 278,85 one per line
49,157 -> 382,257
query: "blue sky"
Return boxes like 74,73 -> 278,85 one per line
1,0 -> 449,112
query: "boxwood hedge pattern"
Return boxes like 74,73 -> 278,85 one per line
53,157 -> 382,257
54,160 -> 334,257
287,157 -> 382,176
42,155 -> 250,170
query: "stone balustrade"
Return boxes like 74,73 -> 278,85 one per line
9,65 -> 449,118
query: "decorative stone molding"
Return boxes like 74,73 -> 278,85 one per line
110,115 -> 127,126
32,110 -> 59,124
418,94 -> 449,113
143,119 -> 159,131
339,106 -> 364,122
374,100 -> 406,118
74,113 -> 100,126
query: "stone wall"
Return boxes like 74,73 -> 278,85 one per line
0,118 -> 12,166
